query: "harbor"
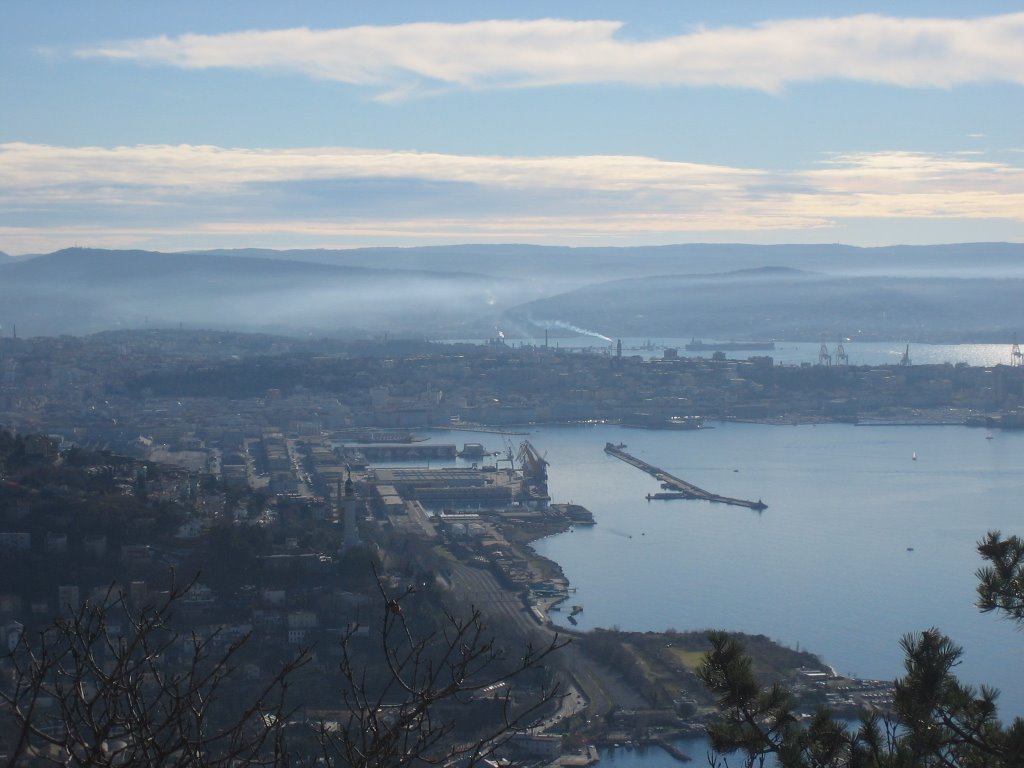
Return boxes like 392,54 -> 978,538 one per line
603,443 -> 766,510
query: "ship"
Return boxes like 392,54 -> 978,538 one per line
685,339 -> 775,351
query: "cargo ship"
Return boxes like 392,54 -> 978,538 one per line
685,339 -> 775,351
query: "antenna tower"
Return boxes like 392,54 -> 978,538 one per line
899,344 -> 912,366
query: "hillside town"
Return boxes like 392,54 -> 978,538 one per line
7,328 -> 1022,762
3,331 -> 1024,456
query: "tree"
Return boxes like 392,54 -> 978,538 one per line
310,576 -> 567,768
698,531 -> 1024,768
976,530 -> 1024,622
1,572 -> 567,767
1,578 -> 304,767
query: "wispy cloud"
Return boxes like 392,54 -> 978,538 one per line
1,142 -> 1022,253
73,14 -> 1024,100
0,142 -> 761,193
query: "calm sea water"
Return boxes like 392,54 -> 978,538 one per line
413,423 -> 1024,766
426,424 -> 1024,722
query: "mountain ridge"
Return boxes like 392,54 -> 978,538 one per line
4,244 -> 1024,341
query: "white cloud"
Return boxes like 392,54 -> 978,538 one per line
1,142 -> 1022,253
74,14 -> 1024,99
0,142 -> 762,194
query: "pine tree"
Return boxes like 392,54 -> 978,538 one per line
699,531 -> 1024,768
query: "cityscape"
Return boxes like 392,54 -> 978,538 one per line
3,3 -> 1024,766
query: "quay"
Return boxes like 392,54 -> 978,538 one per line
433,423 -> 529,436
593,738 -> 690,763
604,443 -> 766,511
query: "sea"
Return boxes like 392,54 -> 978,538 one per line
413,420 -> 1024,765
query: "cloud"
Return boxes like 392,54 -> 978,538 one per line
74,14 -> 1024,99
1,142 -> 1022,253
0,142 -> 762,194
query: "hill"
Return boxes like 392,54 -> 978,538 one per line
188,242 -> 1024,282
4,243 -> 1024,340
0,248 -> 523,337
506,267 -> 1024,343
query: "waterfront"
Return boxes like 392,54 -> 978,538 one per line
457,337 -> 1021,367
430,423 -> 1024,725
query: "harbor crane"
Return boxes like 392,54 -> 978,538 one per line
495,438 -> 516,472
818,340 -> 832,367
835,339 -> 849,366
517,440 -> 549,485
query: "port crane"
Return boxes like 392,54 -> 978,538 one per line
818,336 -> 831,367
516,440 -> 549,485
495,438 -> 516,472
835,338 -> 849,366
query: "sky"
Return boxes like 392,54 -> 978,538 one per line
2,1 -> 1024,254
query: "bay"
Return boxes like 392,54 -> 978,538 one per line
416,422 -> 1024,765
427,423 -> 1024,719
525,423 -> 1024,716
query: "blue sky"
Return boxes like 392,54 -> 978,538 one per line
2,1 -> 1023,253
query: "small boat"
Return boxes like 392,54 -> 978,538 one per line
912,452 -> 917,461
986,434 -> 994,440
907,547 -> 915,552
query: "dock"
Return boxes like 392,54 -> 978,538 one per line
604,443 -> 766,511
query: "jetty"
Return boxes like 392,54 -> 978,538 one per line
604,443 -> 766,511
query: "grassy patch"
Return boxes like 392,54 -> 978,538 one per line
668,648 -> 706,671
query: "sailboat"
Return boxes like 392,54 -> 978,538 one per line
912,451 -> 917,461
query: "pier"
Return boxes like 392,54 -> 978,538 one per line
604,443 -> 766,510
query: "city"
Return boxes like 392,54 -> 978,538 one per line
8,328 -> 1024,762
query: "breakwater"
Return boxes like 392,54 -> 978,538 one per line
603,443 -> 766,510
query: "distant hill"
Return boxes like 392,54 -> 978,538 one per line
188,242 -> 1024,283
4,243 -> 1024,340
506,266 -> 1024,343
0,248 -> 524,337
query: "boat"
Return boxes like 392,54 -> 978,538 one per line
457,442 -> 488,459
912,452 -> 917,461
685,338 -> 775,351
